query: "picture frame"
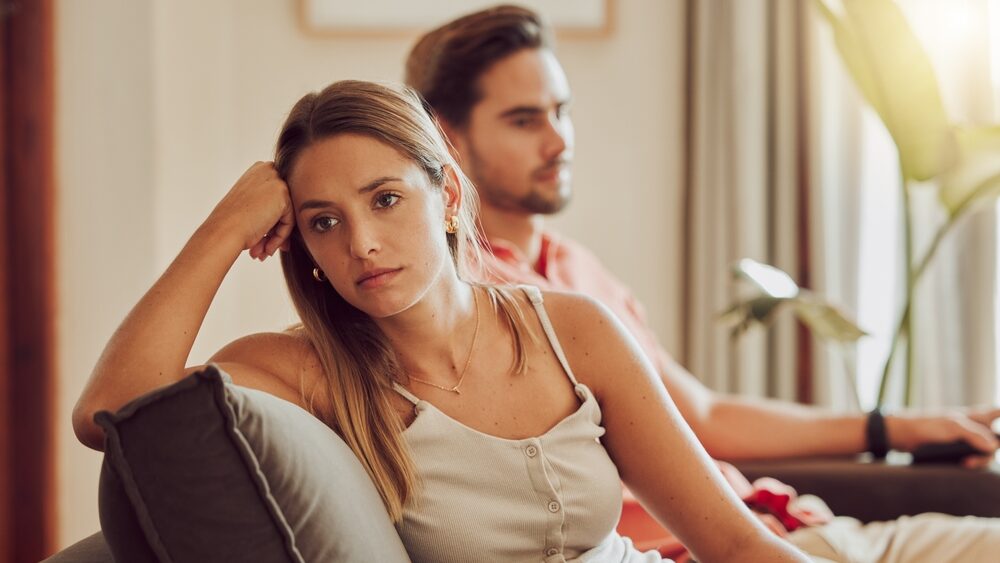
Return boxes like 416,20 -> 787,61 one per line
298,0 -> 612,37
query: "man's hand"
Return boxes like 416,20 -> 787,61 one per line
886,407 -> 1000,468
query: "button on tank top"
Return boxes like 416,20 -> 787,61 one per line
393,286 -> 667,563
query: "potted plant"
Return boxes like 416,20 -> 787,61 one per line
725,0 -> 1000,408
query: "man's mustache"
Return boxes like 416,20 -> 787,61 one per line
534,157 -> 572,177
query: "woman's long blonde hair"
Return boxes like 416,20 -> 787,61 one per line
274,80 -> 533,521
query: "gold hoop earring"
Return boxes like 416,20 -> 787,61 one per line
312,267 -> 326,282
445,216 -> 459,234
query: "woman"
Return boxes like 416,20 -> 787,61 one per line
73,80 -> 808,562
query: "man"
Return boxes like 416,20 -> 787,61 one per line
406,5 -> 1000,561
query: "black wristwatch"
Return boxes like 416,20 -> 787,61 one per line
866,407 -> 890,459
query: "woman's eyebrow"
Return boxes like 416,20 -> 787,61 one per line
298,199 -> 334,212
358,176 -> 402,194
297,177 -> 403,213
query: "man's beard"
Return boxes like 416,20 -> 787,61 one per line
466,150 -> 572,215
516,183 -> 571,214
473,176 -> 572,215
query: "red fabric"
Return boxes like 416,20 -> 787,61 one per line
479,232 -> 831,557
616,464 -> 832,559
743,477 -> 834,532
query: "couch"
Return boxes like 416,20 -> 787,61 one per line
44,366 -> 1000,562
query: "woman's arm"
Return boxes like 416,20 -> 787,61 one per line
543,292 -> 809,563
73,162 -> 295,450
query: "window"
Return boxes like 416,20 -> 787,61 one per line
849,0 -> 1000,408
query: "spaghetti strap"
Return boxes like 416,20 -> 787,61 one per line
392,382 -> 421,406
518,285 -> 582,387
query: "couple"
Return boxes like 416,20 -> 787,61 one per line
74,5 -> 1000,562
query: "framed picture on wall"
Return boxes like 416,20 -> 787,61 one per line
298,0 -> 612,37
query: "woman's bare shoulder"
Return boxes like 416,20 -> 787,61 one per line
210,326 -> 318,369
203,326 -> 325,404
536,289 -> 616,335
496,286 -> 612,344
535,289 -> 646,396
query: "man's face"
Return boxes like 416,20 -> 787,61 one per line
451,48 -> 574,216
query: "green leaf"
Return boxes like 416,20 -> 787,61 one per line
720,295 -> 789,337
725,258 -> 867,342
731,258 -> 800,298
939,125 -> 1000,214
814,0 -> 958,181
721,292 -> 866,342
791,296 -> 868,342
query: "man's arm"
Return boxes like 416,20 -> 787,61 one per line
661,356 -> 1000,462
479,233 -> 1000,463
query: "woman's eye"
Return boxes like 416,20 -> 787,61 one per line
374,192 -> 401,208
311,216 -> 339,232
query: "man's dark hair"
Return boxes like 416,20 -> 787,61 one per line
405,5 -> 553,128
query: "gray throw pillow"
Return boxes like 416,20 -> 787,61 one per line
42,532 -> 113,563
95,365 -> 410,563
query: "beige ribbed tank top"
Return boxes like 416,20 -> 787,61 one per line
393,286 -> 667,563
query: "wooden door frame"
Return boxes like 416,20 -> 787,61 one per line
2,0 -> 57,560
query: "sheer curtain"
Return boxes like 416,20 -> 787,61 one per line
682,0 -> 999,410
908,0 -> 998,408
683,0 -> 820,403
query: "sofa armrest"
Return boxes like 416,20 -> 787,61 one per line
732,454 -> 1000,523
42,533 -> 112,563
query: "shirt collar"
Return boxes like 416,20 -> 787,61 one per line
485,232 -> 559,277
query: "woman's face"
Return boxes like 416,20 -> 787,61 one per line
288,133 -> 458,318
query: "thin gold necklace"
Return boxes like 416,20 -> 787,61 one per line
406,287 -> 480,395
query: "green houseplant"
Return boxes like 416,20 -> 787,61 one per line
726,0 -> 1000,408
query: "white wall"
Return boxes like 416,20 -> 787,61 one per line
55,0 -> 684,546
56,0 -> 157,545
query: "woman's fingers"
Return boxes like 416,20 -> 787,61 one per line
211,161 -> 297,262
248,237 -> 267,261
250,206 -> 294,261
210,161 -> 297,254
264,200 -> 295,257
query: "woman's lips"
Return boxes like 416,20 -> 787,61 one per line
356,268 -> 402,289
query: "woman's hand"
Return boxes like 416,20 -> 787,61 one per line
75,162 -> 299,450
206,161 -> 295,260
